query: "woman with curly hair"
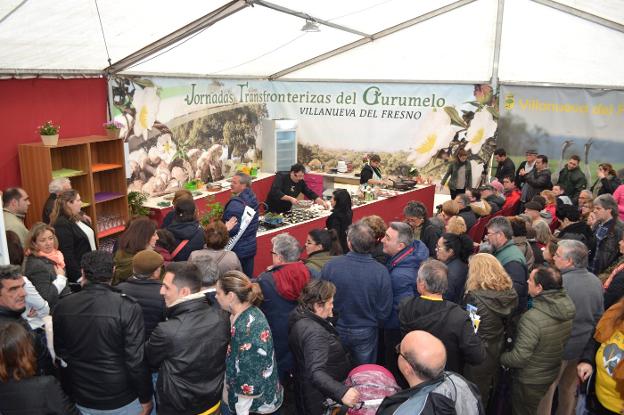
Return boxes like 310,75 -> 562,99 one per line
360,215 -> 388,264
445,215 -> 468,235
463,253 -> 518,405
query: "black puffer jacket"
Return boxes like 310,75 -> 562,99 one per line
0,376 -> 80,415
53,283 -> 152,410
399,296 -> 485,374
23,255 -> 69,311
288,306 -> 352,415
146,296 -> 229,415
117,276 -> 166,339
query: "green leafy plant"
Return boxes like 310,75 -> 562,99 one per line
103,120 -> 123,130
37,120 -> 60,135
199,195 -> 224,226
128,191 -> 150,216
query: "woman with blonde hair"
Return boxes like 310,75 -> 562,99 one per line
216,271 -> 283,415
23,222 -> 69,310
463,253 -> 518,406
445,215 -> 467,235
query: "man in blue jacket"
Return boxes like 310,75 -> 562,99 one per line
321,222 -> 393,365
222,172 -> 259,277
382,221 -> 429,384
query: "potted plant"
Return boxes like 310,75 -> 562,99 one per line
199,196 -> 224,226
37,120 -> 60,146
103,120 -> 123,139
127,191 -> 150,216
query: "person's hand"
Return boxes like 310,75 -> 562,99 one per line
225,217 -> 238,231
139,401 -> 153,415
577,362 -> 593,382
519,168 -> 526,176
54,265 -> 65,276
81,213 -> 92,225
27,307 -> 37,318
341,387 -> 361,407
290,197 -> 300,206
598,170 -> 605,179
587,211 -> 597,227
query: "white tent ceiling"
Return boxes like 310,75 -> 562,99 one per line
1,0 -> 623,87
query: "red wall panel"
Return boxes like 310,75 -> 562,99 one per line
0,78 -> 108,190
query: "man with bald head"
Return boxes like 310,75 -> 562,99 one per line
377,331 -> 484,414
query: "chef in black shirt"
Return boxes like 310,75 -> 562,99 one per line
266,163 -> 327,213
359,154 -> 386,185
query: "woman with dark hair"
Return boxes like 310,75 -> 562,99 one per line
165,198 -> 204,261
23,223 -> 69,310
161,189 -> 193,228
5,230 -> 24,266
326,189 -> 353,253
50,190 -> 95,283
215,271 -> 283,415
304,228 -> 342,278
189,221 -> 241,276
0,322 -> 80,414
591,163 -> 621,197
154,228 -> 177,263
288,279 -> 359,414
436,232 -> 473,303
112,216 -> 158,284
441,149 -> 472,199
359,154 -> 385,186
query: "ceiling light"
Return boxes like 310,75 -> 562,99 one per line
301,19 -> 320,32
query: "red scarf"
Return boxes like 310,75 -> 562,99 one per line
271,261 -> 310,301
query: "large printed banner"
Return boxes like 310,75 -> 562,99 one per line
109,77 -> 498,195
499,85 -> 624,183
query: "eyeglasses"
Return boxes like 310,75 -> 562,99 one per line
394,343 -> 407,360
305,240 -> 315,245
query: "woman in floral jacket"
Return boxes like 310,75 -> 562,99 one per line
216,270 -> 283,415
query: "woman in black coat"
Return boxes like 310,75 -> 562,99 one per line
51,190 -> 95,283
591,163 -> 621,197
0,322 -> 79,415
326,189 -> 352,253
165,198 -> 205,261
23,222 -> 69,311
288,279 -> 359,414
436,232 -> 473,304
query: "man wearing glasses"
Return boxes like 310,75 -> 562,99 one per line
376,330 -> 483,414
486,216 -> 528,312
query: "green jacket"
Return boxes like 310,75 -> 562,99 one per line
112,250 -> 134,285
494,240 -> 526,267
441,160 -> 472,191
557,166 -> 587,202
500,289 -> 575,385
304,250 -> 333,275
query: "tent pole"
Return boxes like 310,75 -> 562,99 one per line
530,0 -> 624,34
105,0 -> 249,74
250,0 -> 371,38
268,0 -> 477,80
490,0 -> 505,91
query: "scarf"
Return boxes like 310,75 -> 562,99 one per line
594,299 -> 624,397
270,261 -> 310,301
35,249 -> 65,269
603,260 -> 624,289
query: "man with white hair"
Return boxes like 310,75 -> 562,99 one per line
42,177 -> 71,224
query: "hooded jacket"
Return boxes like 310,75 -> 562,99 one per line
376,372 -> 484,415
463,288 -> 518,402
288,306 -> 352,415
145,296 -> 229,415
470,200 -> 492,218
304,250 -> 333,278
257,262 -> 311,380
500,289 -> 576,385
222,187 -> 259,260
399,296 -> 485,374
385,240 -> 429,329
166,220 -> 204,261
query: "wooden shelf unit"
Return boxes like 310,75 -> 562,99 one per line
18,135 -> 129,242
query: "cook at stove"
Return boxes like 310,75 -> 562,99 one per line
266,163 -> 328,213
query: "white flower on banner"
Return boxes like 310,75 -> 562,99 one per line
470,159 -> 484,188
464,110 -> 497,155
408,109 -> 459,168
156,134 -> 177,164
132,87 -> 161,140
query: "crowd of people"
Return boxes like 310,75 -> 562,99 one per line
1,153 -> 624,415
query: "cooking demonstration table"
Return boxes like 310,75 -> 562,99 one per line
251,184 -> 435,276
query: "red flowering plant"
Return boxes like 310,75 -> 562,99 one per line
37,120 -> 60,135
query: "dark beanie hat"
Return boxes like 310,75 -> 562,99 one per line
133,250 -> 164,275
524,201 -> 542,211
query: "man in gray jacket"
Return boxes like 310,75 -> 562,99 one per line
537,240 -> 603,415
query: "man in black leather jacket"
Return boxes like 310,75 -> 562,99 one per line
146,262 -> 229,415
53,251 -> 153,414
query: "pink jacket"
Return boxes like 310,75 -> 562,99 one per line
614,184 -> 624,221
